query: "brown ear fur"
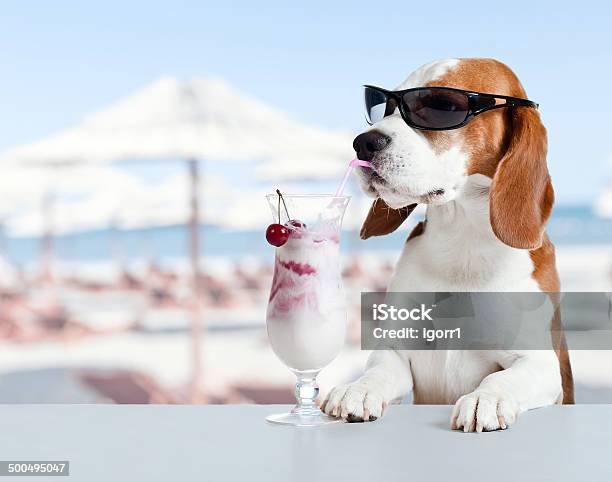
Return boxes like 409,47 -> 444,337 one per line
360,199 -> 417,240
489,107 -> 553,249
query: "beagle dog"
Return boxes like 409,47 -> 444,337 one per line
322,58 -> 574,431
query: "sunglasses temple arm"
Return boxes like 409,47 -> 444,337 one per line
473,97 -> 539,116
493,96 -> 539,110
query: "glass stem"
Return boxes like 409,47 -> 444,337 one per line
292,371 -> 320,414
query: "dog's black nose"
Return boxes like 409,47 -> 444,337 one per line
353,131 -> 391,161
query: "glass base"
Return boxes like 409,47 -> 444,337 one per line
266,407 -> 342,427
266,370 -> 342,426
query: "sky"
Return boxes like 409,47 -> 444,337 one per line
1,0 -> 611,205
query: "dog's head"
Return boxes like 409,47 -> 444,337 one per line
357,58 -> 552,250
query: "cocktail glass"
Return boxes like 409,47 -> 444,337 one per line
265,194 -> 350,426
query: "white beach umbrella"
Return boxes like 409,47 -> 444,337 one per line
0,76 -> 353,400
0,76 -> 354,238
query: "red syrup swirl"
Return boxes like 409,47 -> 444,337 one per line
268,258 -> 316,303
279,260 -> 316,276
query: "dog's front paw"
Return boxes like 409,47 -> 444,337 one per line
451,390 -> 519,433
321,381 -> 387,422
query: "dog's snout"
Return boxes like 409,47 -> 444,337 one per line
353,131 -> 391,161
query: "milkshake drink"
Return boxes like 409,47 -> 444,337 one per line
264,193 -> 350,426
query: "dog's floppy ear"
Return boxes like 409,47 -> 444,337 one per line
490,107 -> 553,250
360,199 -> 417,240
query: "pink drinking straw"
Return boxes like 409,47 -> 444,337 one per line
334,158 -> 372,196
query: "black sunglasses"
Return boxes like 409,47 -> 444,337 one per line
364,85 -> 538,131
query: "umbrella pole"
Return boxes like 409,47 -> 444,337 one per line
41,191 -> 55,284
188,158 -> 205,402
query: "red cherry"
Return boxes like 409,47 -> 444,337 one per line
266,223 -> 290,247
286,219 -> 306,230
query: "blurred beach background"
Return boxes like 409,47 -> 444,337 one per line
0,1 -> 611,404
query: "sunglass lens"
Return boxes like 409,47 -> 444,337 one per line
402,89 -> 469,129
364,87 -> 388,125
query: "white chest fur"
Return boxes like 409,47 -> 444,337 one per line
389,175 -> 540,293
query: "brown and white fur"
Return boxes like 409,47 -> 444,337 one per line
321,58 -> 574,432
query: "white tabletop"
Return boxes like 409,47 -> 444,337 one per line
0,404 -> 609,481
